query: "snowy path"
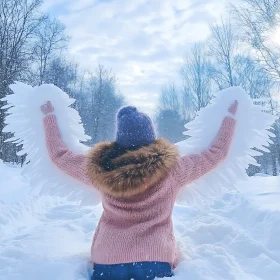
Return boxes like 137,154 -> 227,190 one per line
1,165 -> 280,280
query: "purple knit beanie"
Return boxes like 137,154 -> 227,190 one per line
116,106 -> 156,149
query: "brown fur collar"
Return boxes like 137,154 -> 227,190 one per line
86,138 -> 179,198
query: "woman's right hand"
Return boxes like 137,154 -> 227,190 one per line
41,101 -> 54,115
228,100 -> 238,116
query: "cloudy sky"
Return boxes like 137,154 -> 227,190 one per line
43,0 -> 227,114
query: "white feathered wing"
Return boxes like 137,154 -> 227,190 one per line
176,86 -> 276,206
3,82 -> 100,205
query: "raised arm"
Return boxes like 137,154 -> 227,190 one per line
172,101 -> 238,189
41,101 -> 91,186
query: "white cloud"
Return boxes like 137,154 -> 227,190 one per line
43,0 -> 226,114
41,0 -> 68,11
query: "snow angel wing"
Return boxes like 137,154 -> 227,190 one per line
3,82 -> 101,205
175,86 -> 276,206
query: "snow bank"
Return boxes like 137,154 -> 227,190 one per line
0,161 -> 30,203
236,175 -> 280,211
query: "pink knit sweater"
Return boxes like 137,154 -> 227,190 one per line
43,115 -> 236,268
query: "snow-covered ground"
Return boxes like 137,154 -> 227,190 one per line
1,163 -> 280,280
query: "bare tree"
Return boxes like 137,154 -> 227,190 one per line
44,57 -> 78,95
160,83 -> 180,111
181,43 -> 212,112
0,0 -> 45,161
209,18 -> 238,89
32,17 -> 69,85
0,1 -> 123,163
77,65 -> 124,145
234,55 -> 272,98
231,0 -> 280,82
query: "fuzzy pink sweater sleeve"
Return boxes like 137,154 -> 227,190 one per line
172,116 -> 236,189
43,114 -> 91,186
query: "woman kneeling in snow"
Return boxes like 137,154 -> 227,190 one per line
41,101 -> 237,280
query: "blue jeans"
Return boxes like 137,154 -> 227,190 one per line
91,261 -> 174,280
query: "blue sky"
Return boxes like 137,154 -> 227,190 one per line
42,0 -> 226,114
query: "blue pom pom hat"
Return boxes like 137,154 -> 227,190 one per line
116,106 -> 156,149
